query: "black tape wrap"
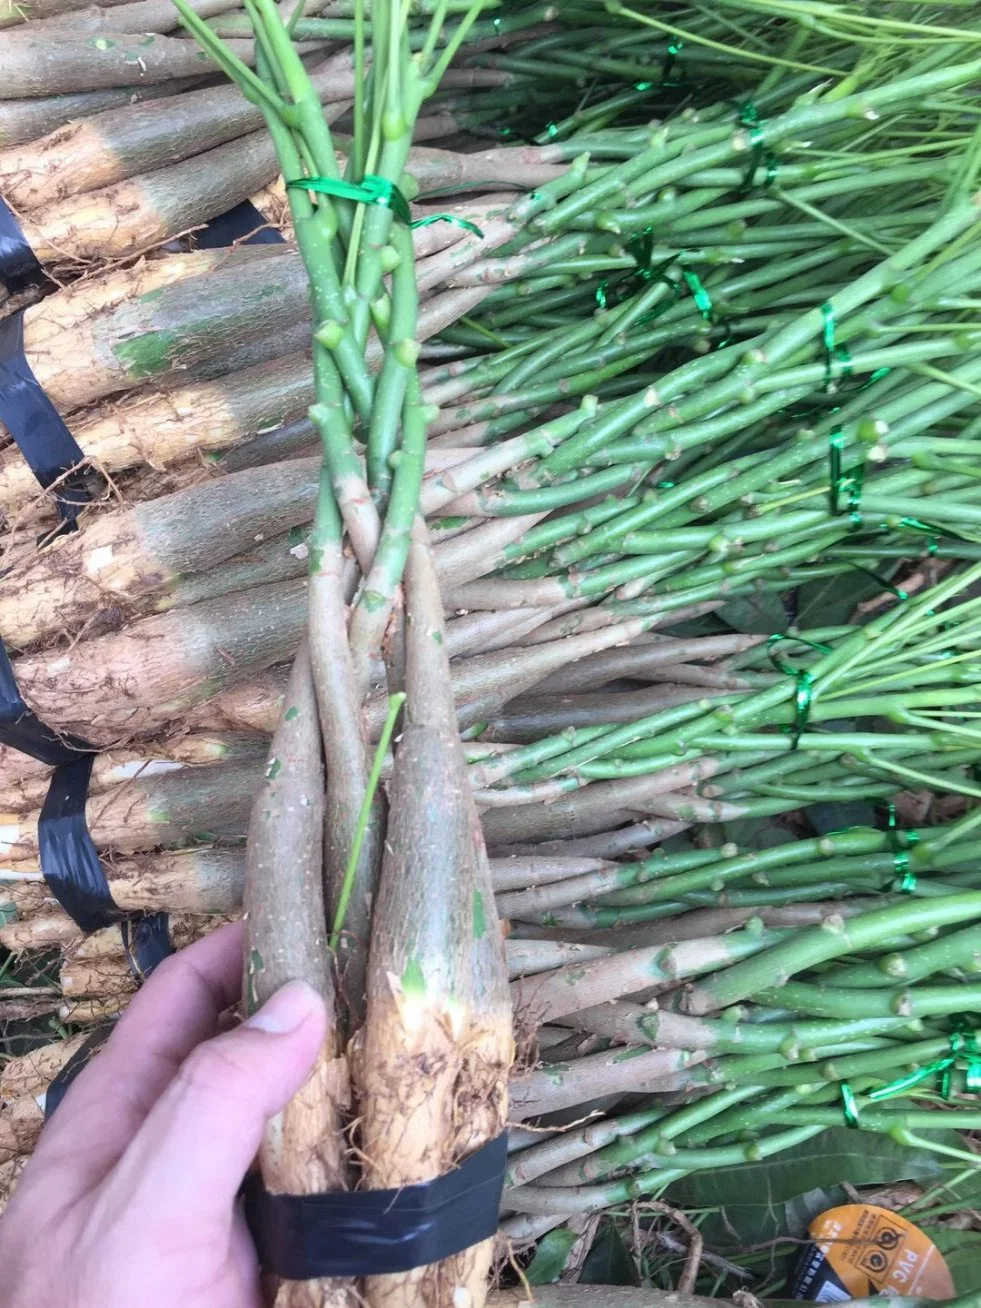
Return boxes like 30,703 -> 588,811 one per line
195,199 -> 284,249
0,311 -> 94,530
244,1133 -> 508,1279
0,196 -> 44,295
43,1026 -> 111,1119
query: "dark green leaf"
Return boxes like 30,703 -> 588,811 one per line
721,817 -> 797,850
525,1226 -> 580,1285
718,589 -> 789,635
580,1219 -> 637,1286
795,568 -> 881,629
667,1128 -> 946,1231
807,800 -> 879,837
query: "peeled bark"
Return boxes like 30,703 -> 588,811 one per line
0,731 -> 265,809
0,1030 -> 89,1101
11,246 -> 306,415
0,77 -> 204,148
16,130 -> 280,267
1,456 -> 319,648
0,1097 -> 44,1164
59,913 -> 228,995
0,31 -> 262,98
10,577 -> 307,744
0,52 -> 352,209
0,754 -> 263,860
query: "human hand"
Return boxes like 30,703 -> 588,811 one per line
0,921 -> 326,1308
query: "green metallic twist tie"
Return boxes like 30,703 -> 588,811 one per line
682,268 -> 714,323
735,100 -> 777,191
897,516 -> 976,552
828,427 -> 864,529
596,230 -> 680,315
884,803 -> 919,881
846,561 -> 908,603
841,1022 -> 981,1119
660,37 -> 684,87
821,302 -> 853,391
410,213 -> 484,237
767,633 -> 832,752
287,174 -> 485,239
840,1082 -> 860,1128
950,1020 -> 981,1093
287,173 -> 413,223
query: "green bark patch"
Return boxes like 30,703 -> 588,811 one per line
113,330 -> 181,380
473,888 -> 487,939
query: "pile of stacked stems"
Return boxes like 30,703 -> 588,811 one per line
2,0 -> 981,1300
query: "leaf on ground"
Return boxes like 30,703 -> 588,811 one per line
718,589 -> 789,635
579,1218 -> 637,1286
525,1226 -> 581,1285
807,799 -> 879,837
667,1128 -> 947,1232
795,568 -> 882,629
722,816 -> 797,850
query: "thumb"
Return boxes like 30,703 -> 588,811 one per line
108,980 -> 327,1218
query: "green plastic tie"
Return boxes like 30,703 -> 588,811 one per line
828,427 -> 864,529
840,1082 -> 860,1127
841,1023 -> 981,1118
660,37 -> 684,87
735,100 -> 776,191
288,173 -> 413,224
767,633 -> 832,751
845,561 -> 908,603
682,268 -> 714,323
410,213 -> 484,237
596,232 -> 680,316
885,804 -> 919,881
287,174 -> 485,237
897,516 -> 973,551
821,302 -> 853,391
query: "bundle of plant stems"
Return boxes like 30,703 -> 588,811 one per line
3,1 -> 981,1301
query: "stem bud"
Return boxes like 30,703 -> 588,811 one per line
379,244 -> 401,274
393,338 -> 421,367
315,320 -> 345,350
382,109 -> 407,141
371,294 -> 391,334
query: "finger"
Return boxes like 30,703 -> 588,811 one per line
100,981 -> 326,1225
33,922 -> 245,1185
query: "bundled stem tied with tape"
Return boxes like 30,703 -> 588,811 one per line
170,0 -> 512,1304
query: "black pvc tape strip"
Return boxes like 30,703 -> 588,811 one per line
197,199 -> 285,249
44,1026 -> 112,1120
244,1133 -> 508,1279
37,760 -> 174,970
0,311 -> 93,528
0,196 -> 44,294
0,641 -> 92,766
120,911 -> 173,980
38,756 -> 118,934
